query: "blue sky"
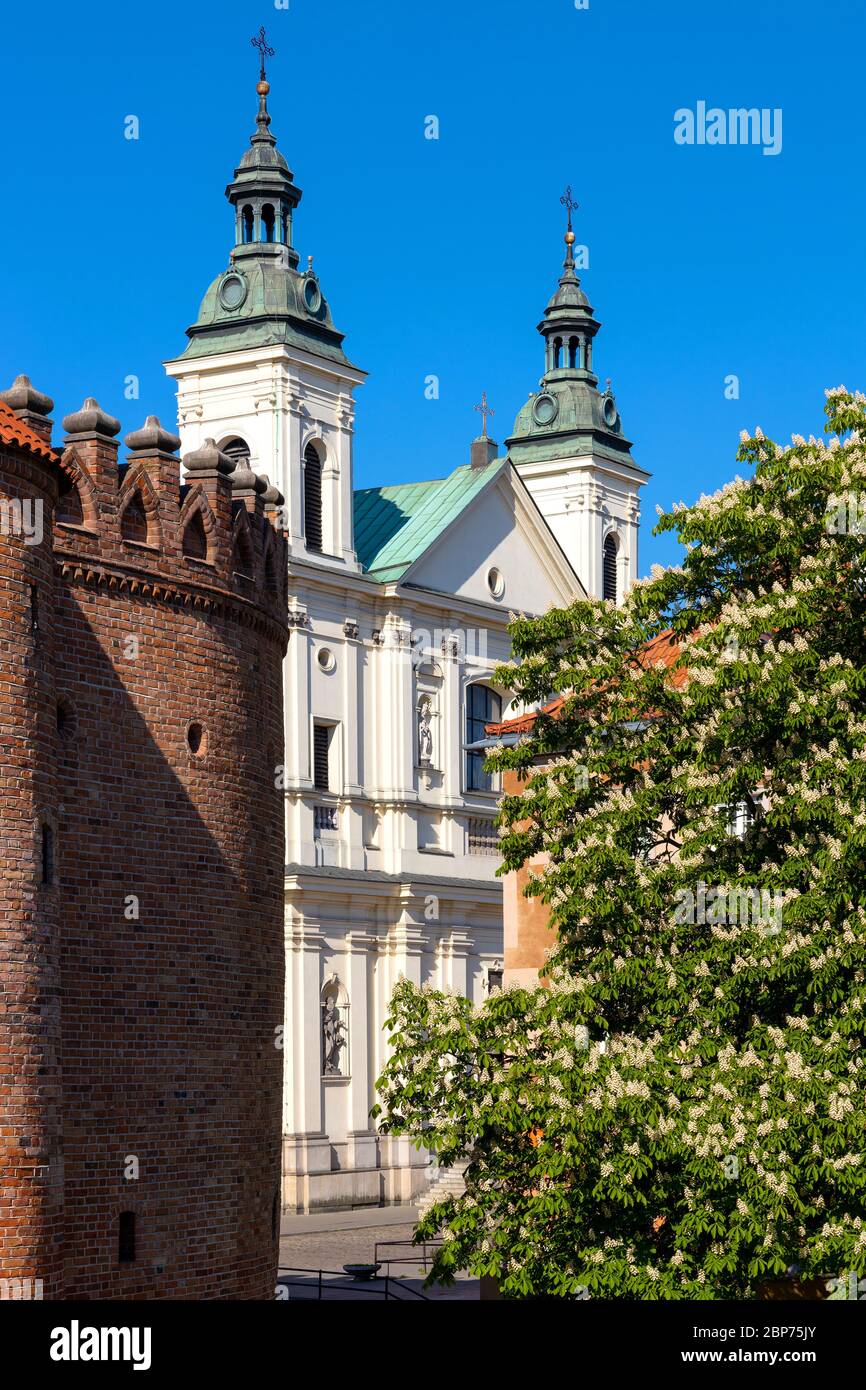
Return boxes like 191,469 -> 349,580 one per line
2,0 -> 864,574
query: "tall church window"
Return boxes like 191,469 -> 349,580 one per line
568,336 -> 578,369
313,723 -> 331,791
466,684 -> 501,793
304,442 -> 323,552
242,205 -> 254,243
553,337 -> 562,369
603,533 -> 619,602
261,204 -> 275,242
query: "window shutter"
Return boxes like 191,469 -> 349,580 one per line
603,535 -> 618,601
304,443 -> 323,552
313,725 -> 330,791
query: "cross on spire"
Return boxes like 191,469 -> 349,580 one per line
474,391 -> 494,439
251,25 -> 275,81
560,184 -> 579,233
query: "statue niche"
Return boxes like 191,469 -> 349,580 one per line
417,696 -> 434,767
321,975 -> 349,1078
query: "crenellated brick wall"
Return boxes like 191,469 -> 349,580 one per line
0,378 -> 288,1300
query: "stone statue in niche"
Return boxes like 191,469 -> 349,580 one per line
322,989 -> 347,1076
418,697 -> 433,766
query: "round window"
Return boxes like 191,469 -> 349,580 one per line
218,272 -> 247,311
532,392 -> 558,427
487,567 -> 505,599
317,647 -> 336,673
303,277 -> 322,314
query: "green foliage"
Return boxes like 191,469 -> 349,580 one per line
374,389 -> 866,1298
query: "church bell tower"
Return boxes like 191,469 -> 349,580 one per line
506,189 -> 649,601
164,29 -> 365,572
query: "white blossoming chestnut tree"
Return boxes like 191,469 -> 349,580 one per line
373,389 -> 866,1299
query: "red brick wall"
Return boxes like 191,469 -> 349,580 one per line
0,418 -> 288,1300
0,444 -> 64,1298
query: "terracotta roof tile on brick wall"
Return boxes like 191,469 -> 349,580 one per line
0,400 -> 57,461
487,627 -> 687,737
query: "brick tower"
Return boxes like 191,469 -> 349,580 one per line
0,375 -> 288,1299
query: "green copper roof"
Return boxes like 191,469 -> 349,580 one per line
176,248 -> 354,365
354,458 -> 505,581
173,80 -> 356,370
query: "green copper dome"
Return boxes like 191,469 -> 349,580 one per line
510,379 -> 624,443
174,78 -> 355,369
506,231 -> 635,468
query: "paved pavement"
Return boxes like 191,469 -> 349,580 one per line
278,1206 -> 479,1301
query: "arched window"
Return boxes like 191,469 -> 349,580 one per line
304,442 -> 323,553
182,510 -> 208,560
242,206 -> 254,244
222,436 -> 250,467
568,336 -> 578,369
120,491 -> 148,544
465,684 -> 502,792
603,533 -> 618,602
281,208 -> 290,244
553,337 -> 562,370
261,204 -> 275,242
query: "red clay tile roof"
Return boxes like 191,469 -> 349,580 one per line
637,627 -> 689,689
487,695 -> 567,738
487,627 -> 688,737
0,399 -> 58,462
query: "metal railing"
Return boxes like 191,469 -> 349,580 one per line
374,1237 -> 443,1274
276,1266 -> 429,1301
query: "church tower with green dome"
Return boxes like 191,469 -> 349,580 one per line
164,38 -> 365,572
506,194 -> 649,602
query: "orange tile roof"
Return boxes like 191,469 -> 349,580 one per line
487,627 -> 688,737
636,627 -> 689,689
0,399 -> 58,462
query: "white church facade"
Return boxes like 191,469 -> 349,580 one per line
164,67 -> 649,1210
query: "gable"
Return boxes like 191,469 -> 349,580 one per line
402,466 -> 582,614
353,460 -> 503,582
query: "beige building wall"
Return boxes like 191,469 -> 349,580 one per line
502,766 -> 556,987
